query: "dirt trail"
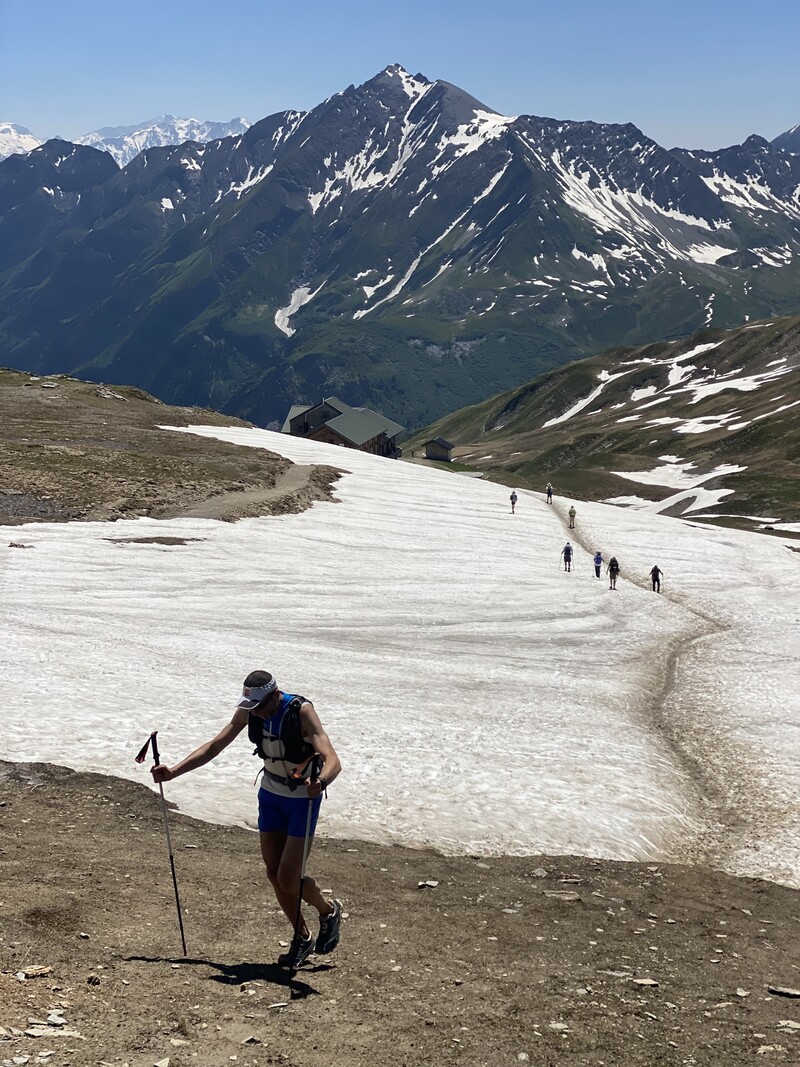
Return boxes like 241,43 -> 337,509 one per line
168,463 -> 319,520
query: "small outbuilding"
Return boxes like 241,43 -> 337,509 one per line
422,437 -> 454,462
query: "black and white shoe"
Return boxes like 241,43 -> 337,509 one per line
279,932 -> 315,969
316,899 -> 342,954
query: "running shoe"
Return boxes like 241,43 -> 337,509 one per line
316,899 -> 342,954
279,932 -> 314,969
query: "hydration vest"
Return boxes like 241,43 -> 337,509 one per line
248,693 -> 317,794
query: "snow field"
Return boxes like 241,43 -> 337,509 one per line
1,426 -> 797,886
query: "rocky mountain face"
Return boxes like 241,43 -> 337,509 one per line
772,123 -> 800,154
1,66 -> 799,430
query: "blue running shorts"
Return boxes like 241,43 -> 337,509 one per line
258,788 -> 322,837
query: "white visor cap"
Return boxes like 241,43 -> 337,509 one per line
237,678 -> 277,709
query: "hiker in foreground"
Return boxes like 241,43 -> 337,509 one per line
650,564 -> 664,592
607,556 -> 620,589
593,550 -> 603,578
510,490 -> 518,514
151,670 -> 342,969
561,541 -> 573,572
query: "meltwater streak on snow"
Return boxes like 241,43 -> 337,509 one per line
1,429 -> 798,885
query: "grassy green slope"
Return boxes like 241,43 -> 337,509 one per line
405,316 -> 800,523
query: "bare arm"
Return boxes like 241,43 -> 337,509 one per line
300,701 -> 341,798
151,708 -> 249,784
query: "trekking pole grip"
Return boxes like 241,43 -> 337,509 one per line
151,731 -> 161,767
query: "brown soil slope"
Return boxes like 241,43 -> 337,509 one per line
1,763 -> 798,1067
0,369 -> 338,524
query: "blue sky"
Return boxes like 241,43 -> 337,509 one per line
2,0 -> 798,149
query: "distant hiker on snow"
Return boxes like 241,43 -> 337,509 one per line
562,541 -> 573,572
510,490 -> 518,514
650,565 -> 664,592
593,551 -> 604,578
568,505 -> 576,529
546,482 -> 554,504
150,670 -> 343,970
607,556 -> 620,589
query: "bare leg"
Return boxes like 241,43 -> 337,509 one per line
260,831 -> 333,937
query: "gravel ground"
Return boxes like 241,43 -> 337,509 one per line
1,762 -> 799,1067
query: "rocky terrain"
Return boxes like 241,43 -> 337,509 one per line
0,369 -> 338,526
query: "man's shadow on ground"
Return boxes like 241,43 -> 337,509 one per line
125,955 -> 334,1000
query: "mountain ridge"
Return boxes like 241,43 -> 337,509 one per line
1,65 -> 799,429
0,114 -> 250,164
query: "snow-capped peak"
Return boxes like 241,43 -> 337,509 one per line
382,63 -> 431,101
0,122 -> 43,160
75,115 -> 252,166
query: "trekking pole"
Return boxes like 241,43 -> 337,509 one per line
135,731 -> 188,957
287,755 -> 322,971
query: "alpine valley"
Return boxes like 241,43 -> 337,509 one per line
2,65 -> 799,431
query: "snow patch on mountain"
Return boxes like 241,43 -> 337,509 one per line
447,110 -> 517,159
385,65 -> 431,100
611,460 -> 746,490
214,163 -> 273,202
274,282 -> 325,336
542,148 -> 737,267
700,172 -> 800,219
624,340 -> 796,408
680,365 -> 796,405
753,245 -> 793,266
686,242 -> 736,264
543,370 -> 630,428
353,163 -> 511,319
572,247 -> 611,275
